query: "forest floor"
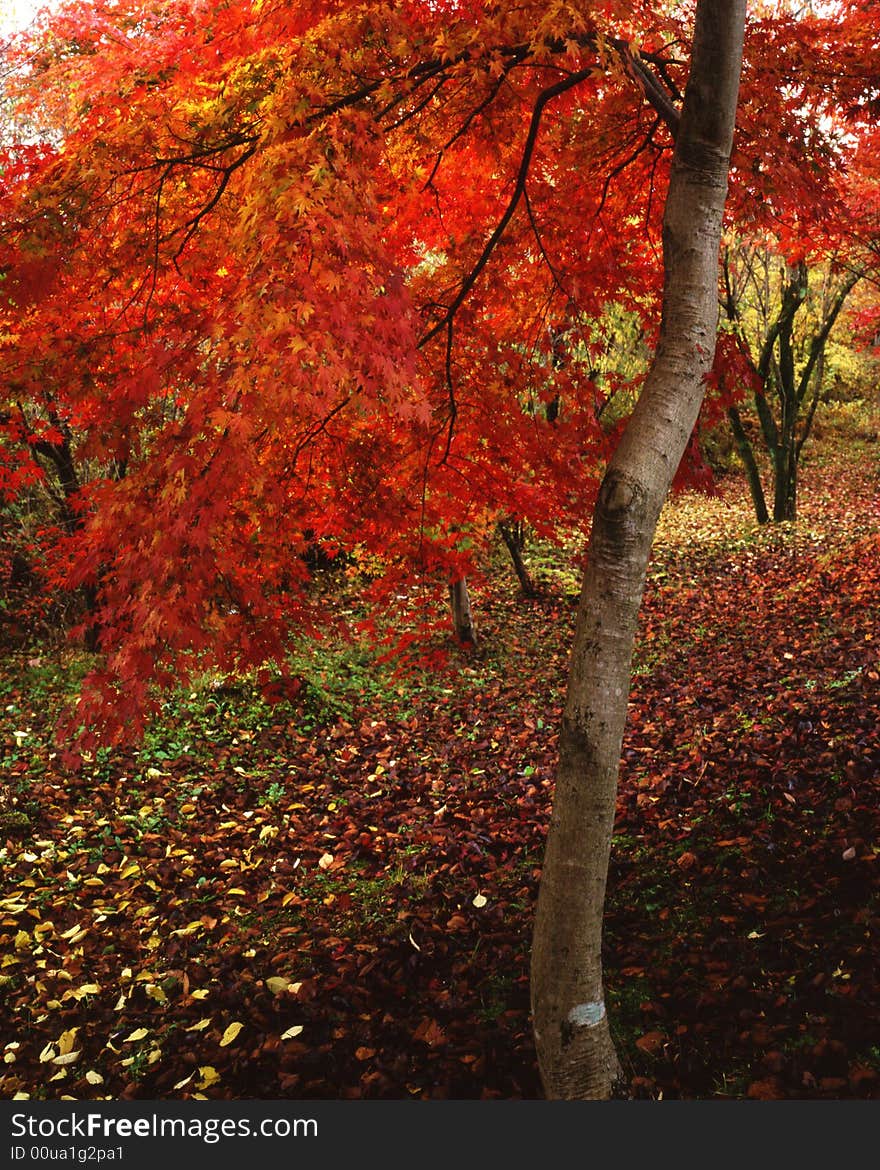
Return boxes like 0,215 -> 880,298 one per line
1,403 -> 880,1101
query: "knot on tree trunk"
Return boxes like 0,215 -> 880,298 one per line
598,470 -> 647,519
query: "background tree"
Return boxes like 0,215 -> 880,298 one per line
721,244 -> 861,523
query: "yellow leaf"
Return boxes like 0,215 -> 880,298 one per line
39,1043 -> 56,1063
191,989 -> 210,1000
219,1022 -> 243,1047
472,893 -> 488,909
196,1066 -> 220,1089
14,931 -> 30,950
185,1019 -> 212,1032
58,1028 -> 78,1055
85,1071 -> 104,1085
281,1025 -> 303,1040
123,1028 -> 149,1043
227,888 -> 247,896
265,977 -> 290,995
120,864 -> 141,880
51,1050 -> 81,1066
170,922 -> 201,938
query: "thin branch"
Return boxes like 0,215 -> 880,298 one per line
382,76 -> 449,133
439,319 -> 457,464
595,118 -> 661,224
172,144 -> 258,259
523,185 -> 571,302
438,48 -> 528,151
286,395 -> 354,472
418,67 -> 595,350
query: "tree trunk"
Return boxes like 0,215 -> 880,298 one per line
727,404 -> 770,525
773,443 -> 797,522
498,519 -> 538,597
530,0 -> 746,1100
448,577 -> 477,645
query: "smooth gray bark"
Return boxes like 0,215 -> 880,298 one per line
530,0 -> 747,1099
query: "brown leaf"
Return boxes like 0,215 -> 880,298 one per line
747,1078 -> 784,1100
635,1031 -> 666,1054
413,1018 -> 446,1048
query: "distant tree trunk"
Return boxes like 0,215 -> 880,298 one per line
722,256 -> 859,525
25,416 -> 103,649
773,432 -> 798,522
530,0 -> 746,1100
498,519 -> 537,597
727,405 -> 770,524
448,577 -> 477,645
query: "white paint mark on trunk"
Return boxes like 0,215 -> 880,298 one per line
567,1001 -> 606,1028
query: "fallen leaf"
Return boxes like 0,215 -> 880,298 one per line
413,1018 -> 446,1047
51,1051 -> 81,1066
219,1022 -> 243,1047
635,1031 -> 666,1054
196,1066 -> 221,1089
57,1028 -> 78,1055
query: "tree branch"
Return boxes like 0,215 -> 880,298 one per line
418,67 -> 595,350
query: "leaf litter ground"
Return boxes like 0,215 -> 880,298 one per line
1,422 -> 879,1100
